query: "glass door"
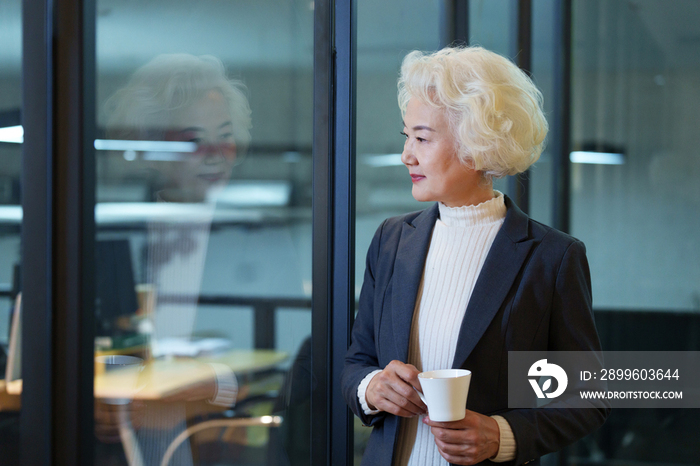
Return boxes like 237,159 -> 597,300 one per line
92,1 -> 314,464
569,1 -> 700,462
354,0 -> 447,462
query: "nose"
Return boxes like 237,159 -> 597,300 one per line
401,138 -> 416,166
198,144 -> 223,164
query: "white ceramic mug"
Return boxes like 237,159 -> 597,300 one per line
95,355 -> 144,404
417,369 -> 472,422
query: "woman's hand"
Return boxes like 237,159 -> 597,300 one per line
365,360 -> 427,417
94,400 -> 145,443
423,410 -> 501,465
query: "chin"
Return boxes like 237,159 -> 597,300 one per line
411,188 -> 434,203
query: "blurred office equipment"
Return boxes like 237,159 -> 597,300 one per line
95,239 -> 139,338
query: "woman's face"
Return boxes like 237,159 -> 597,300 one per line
401,98 -> 487,207
161,89 -> 236,202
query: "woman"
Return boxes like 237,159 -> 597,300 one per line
99,54 -> 252,465
341,46 -> 609,466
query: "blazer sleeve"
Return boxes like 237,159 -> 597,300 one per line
341,220 -> 389,427
500,240 -> 611,465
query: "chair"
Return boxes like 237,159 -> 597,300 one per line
160,415 -> 282,466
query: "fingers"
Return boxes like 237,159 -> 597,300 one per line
422,410 -> 501,465
435,448 -> 476,466
422,414 -> 473,430
387,363 -> 426,413
367,377 -> 425,417
422,409 -> 491,430
391,360 -> 423,391
94,403 -> 122,443
433,439 -> 475,465
380,385 -> 425,417
94,401 -> 145,443
430,426 -> 494,465
366,360 -> 427,417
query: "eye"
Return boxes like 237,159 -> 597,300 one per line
416,137 -> 426,143
400,131 -> 408,139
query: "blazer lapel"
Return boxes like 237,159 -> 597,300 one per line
392,204 -> 439,362
452,196 -> 533,369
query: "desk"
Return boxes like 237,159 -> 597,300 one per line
1,349 -> 288,466
4,349 -> 288,400
100,349 -> 287,400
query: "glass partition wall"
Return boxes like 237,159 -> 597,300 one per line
568,1 -> 700,464
354,0 -> 700,465
20,0 -> 323,464
92,1 -> 314,465
0,0 -> 22,463
354,0 -> 446,305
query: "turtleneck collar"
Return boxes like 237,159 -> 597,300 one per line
437,190 -> 506,227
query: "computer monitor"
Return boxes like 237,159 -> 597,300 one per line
95,239 -> 139,336
4,242 -> 139,381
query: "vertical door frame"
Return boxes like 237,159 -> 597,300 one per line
311,0 -> 333,462
332,0 -> 357,464
21,0 -> 96,463
508,0 -> 533,214
552,0 -> 573,233
312,0 -> 355,464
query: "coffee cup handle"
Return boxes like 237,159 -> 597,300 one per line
414,387 -> 427,405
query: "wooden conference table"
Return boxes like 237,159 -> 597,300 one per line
1,348 -> 288,402
2,348 -> 288,466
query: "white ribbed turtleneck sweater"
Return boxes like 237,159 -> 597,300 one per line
358,191 -> 516,465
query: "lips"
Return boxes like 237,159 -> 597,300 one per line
197,172 -> 225,183
410,174 -> 425,183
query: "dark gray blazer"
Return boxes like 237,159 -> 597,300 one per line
341,196 -> 610,466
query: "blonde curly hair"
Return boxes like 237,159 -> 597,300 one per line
398,46 -> 547,178
105,54 -> 252,153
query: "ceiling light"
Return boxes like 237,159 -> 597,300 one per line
210,181 -> 292,206
94,139 -> 196,152
363,153 -> 403,167
0,125 -> 23,144
0,125 -> 201,156
569,151 -> 625,165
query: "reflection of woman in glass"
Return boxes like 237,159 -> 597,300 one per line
103,54 -> 252,465
107,53 -> 251,203
342,46 -> 609,466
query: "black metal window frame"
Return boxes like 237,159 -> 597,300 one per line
551,0 -> 573,233
22,0 -> 96,462
312,0 -> 356,463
